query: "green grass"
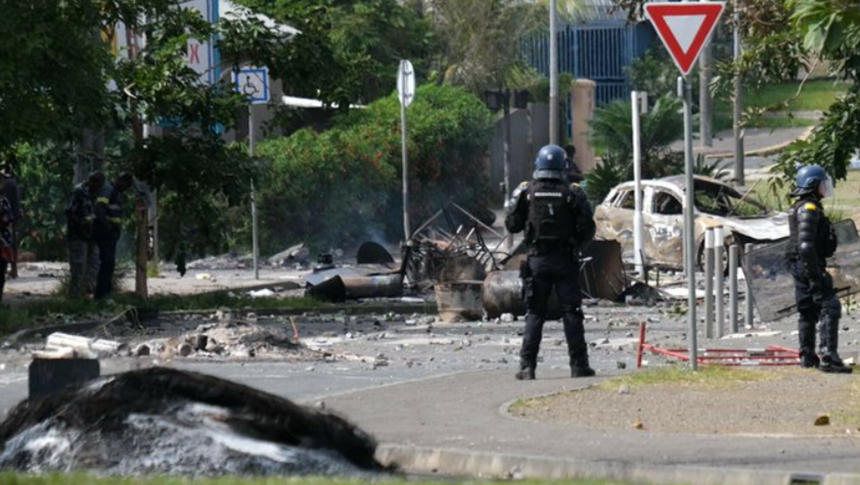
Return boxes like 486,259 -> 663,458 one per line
713,113 -> 817,132
0,476 -> 648,485
714,79 -> 850,113
598,366 -> 773,391
751,170 -> 860,214
712,79 -> 850,134
0,293 -> 326,337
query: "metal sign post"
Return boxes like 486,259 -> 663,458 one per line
397,60 -> 416,242
631,91 -> 646,278
647,2 -> 725,370
681,76 -> 698,370
234,67 -> 270,280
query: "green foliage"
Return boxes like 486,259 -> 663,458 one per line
768,1 -> 860,191
588,95 -> 684,179
583,153 -> 628,205
0,0 -> 110,151
236,0 -> 433,107
666,154 -> 731,182
12,144 -> 76,260
134,131 -> 256,260
626,48 -> 684,99
254,84 -> 494,252
428,0 -> 544,94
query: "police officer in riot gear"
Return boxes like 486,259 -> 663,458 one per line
786,165 -> 851,374
505,144 -> 596,380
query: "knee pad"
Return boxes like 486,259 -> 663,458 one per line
823,298 -> 842,320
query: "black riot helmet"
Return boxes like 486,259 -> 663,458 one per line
533,144 -> 567,180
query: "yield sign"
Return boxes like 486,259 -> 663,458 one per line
645,2 -> 725,76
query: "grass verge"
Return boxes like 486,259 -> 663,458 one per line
712,79 -> 848,133
0,293 -> 326,337
714,80 -> 850,113
598,366 -> 774,391
0,476 -> 645,485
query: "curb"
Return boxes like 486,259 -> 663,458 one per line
376,444 -> 860,485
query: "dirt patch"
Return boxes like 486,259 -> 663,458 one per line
511,367 -> 860,436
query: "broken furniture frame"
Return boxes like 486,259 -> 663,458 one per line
636,323 -> 800,367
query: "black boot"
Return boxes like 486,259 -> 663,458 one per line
800,352 -> 820,369
564,310 -> 594,378
515,364 -> 536,380
819,305 -> 851,374
570,366 -> 595,378
797,311 -> 818,368
820,354 -> 852,374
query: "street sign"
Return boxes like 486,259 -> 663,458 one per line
233,67 -> 270,104
397,60 -> 415,108
645,2 -> 725,76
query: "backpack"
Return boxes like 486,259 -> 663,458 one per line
527,179 -> 574,250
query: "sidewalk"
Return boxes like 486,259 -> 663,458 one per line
325,369 -> 860,485
669,126 -> 813,159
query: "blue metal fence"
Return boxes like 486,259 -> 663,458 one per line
525,23 -> 646,106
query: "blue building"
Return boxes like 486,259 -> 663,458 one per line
524,0 -> 655,106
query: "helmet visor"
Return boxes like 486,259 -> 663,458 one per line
819,177 -> 835,198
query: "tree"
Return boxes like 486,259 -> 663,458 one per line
425,0 -> 584,95
234,0 -> 433,108
767,0 -> 860,186
0,1 -> 292,296
0,1 -> 111,152
588,95 -> 684,178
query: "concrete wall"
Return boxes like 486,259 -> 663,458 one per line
487,104 -> 549,203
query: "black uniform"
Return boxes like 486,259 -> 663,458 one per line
785,193 -> 846,371
505,178 -> 596,377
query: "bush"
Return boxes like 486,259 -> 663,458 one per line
255,84 -> 494,253
13,143 -> 76,261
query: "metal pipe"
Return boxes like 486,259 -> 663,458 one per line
681,76 -> 698,370
482,271 -> 561,319
745,242 -> 755,328
714,227 -> 725,338
729,244 -> 740,334
704,228 -> 715,339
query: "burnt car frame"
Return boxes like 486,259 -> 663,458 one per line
594,176 -> 789,270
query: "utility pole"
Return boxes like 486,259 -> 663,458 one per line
733,0 -> 745,186
549,0 -> 559,145
699,0 -> 714,148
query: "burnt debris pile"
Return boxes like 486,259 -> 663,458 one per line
0,368 -> 382,476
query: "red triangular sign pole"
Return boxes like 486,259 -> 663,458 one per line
645,2 -> 726,76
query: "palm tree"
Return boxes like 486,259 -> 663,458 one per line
588,94 -> 684,178
425,0 -> 588,94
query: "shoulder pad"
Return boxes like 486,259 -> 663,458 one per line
512,181 -> 529,197
804,203 -> 817,211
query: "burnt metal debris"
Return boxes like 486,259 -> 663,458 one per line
595,176 -> 789,269
745,219 -> 860,322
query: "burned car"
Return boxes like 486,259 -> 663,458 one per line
594,176 -> 789,269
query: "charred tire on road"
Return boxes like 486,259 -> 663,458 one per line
0,368 -> 384,476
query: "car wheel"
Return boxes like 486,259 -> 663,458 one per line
697,234 -> 736,275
